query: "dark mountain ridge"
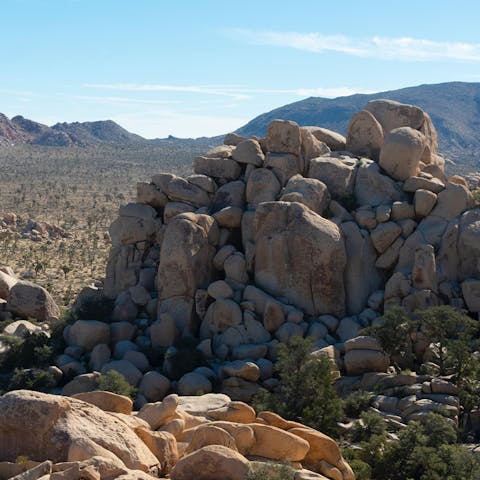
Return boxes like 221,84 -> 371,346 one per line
0,115 -> 145,147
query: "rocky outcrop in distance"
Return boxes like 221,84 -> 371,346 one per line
0,213 -> 72,241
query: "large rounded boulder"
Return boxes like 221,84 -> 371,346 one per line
379,127 -> 425,181
254,201 -> 347,317
0,390 -> 158,472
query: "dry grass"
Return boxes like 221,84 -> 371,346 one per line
0,142 -> 213,310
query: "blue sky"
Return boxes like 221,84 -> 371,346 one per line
2,0 -> 480,138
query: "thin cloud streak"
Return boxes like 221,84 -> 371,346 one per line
84,83 -> 372,99
84,83 -> 252,100
229,29 -> 480,62
69,94 -> 183,106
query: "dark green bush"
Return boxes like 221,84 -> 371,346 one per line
346,413 -> 480,480
246,463 -> 295,480
341,451 -> 372,480
96,370 -> 137,399
252,336 -> 344,437
344,390 -> 373,418
8,368 -> 55,392
364,305 -> 478,375
350,411 -> 387,443
0,332 -> 52,373
48,318 -> 67,358
74,295 -> 114,322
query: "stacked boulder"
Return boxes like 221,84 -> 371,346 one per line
0,390 -> 354,480
62,99 -> 480,400
337,371 -> 460,428
0,267 -> 60,323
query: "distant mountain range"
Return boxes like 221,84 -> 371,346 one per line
0,114 -> 144,147
1,81 -> 479,169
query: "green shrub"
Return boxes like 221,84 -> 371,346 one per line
252,336 -> 344,437
96,370 -> 137,399
364,305 -> 478,375
472,187 -> 480,206
344,390 -> 373,418
0,332 -> 52,373
246,463 -> 295,480
347,413 -> 480,480
417,306 -> 478,377
74,295 -> 114,322
362,306 -> 416,371
8,368 -> 55,392
350,411 -> 387,443
48,318 -> 67,358
341,451 -> 372,480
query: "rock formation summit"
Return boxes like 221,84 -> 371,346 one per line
49,97 -> 478,400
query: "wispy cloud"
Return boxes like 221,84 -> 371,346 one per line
84,83 -> 252,100
84,83 -> 371,99
69,94 -> 182,106
228,29 -> 480,62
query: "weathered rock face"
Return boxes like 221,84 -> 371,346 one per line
68,320 -> 110,351
266,119 -> 301,156
365,99 -> 427,134
302,126 -> 346,151
158,213 -> 218,300
458,208 -> 480,280
109,204 -> 160,247
307,156 -> 356,199
280,174 -> 330,215
354,161 -> 405,207
346,109 -> 384,161
0,390 -> 158,471
157,213 -> 219,335
254,202 -> 346,317
300,128 -> 330,163
341,222 -> 384,315
171,445 -> 249,480
7,280 -> 60,321
379,127 -> 425,181
0,391 -> 354,480
0,269 -> 17,300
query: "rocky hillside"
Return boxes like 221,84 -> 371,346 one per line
0,114 -> 143,147
236,82 -> 480,168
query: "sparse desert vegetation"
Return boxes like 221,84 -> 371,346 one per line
0,141 -> 216,308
